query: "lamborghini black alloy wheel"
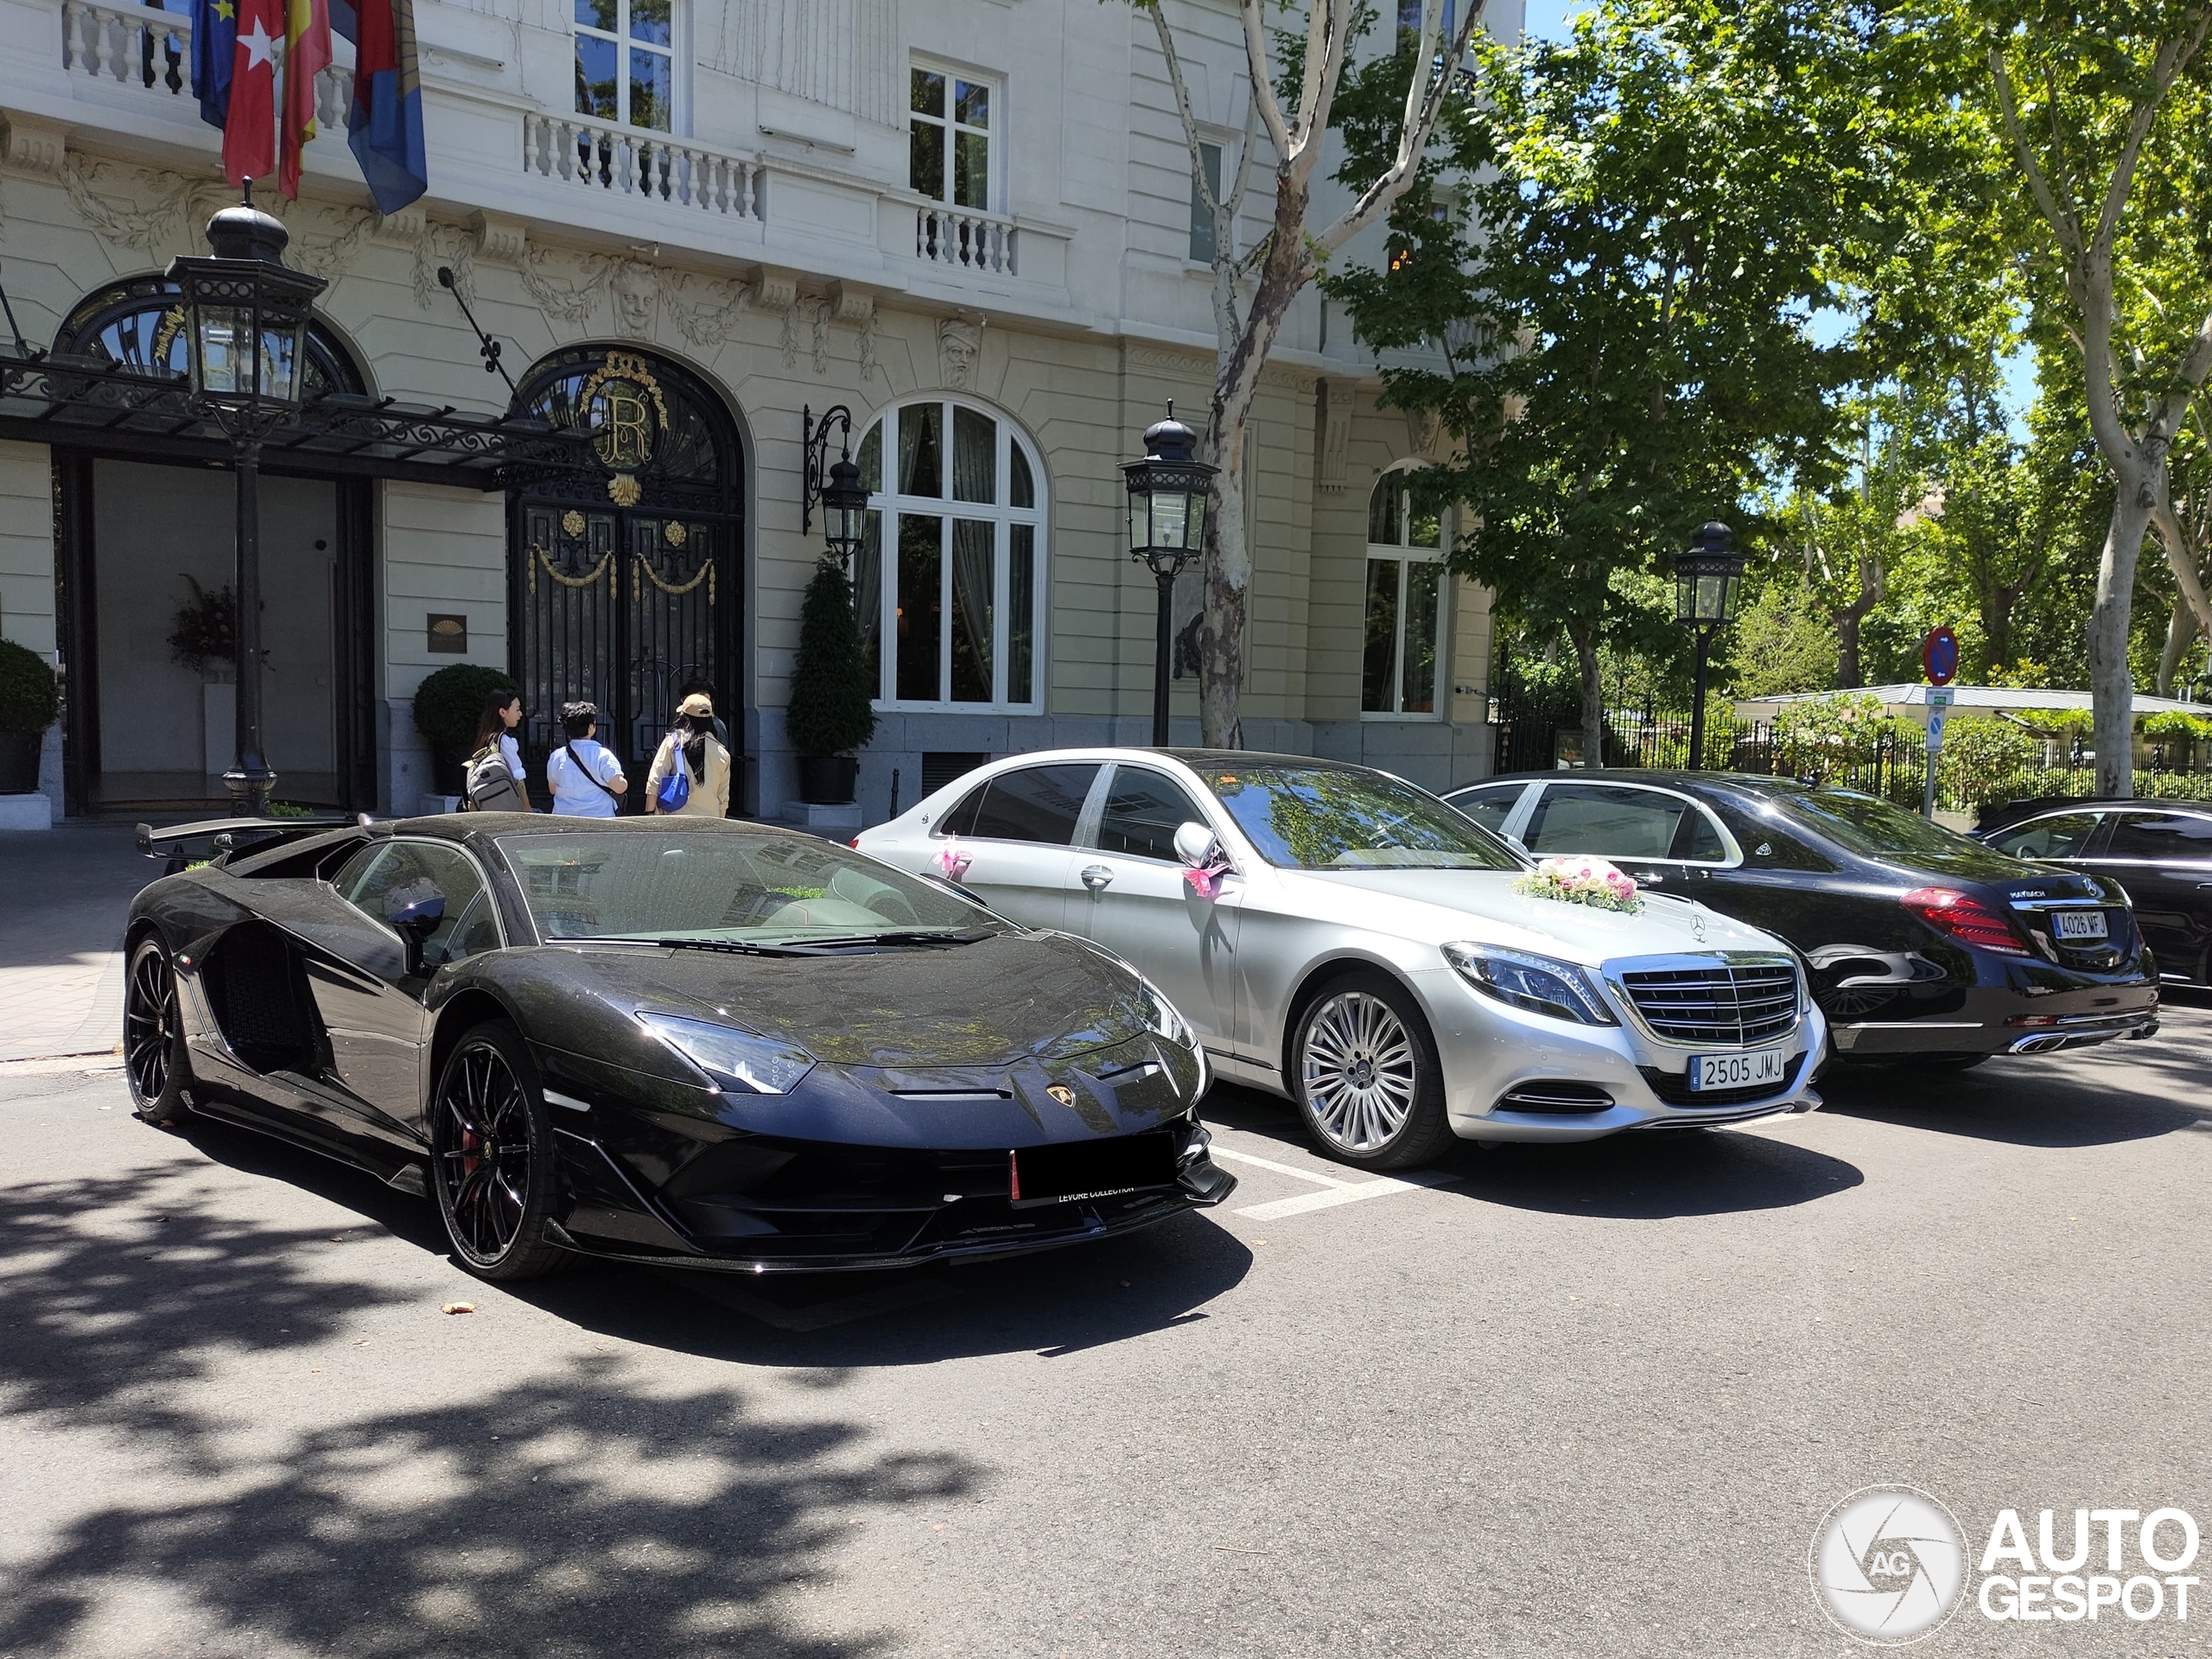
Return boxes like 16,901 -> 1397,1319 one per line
430,1020 -> 571,1281
124,937 -> 191,1123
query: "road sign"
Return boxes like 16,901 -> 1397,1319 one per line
1927,686 -> 1955,746
1921,683 -> 1957,819
1922,626 -> 1960,686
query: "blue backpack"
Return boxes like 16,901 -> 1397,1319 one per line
655,739 -> 692,813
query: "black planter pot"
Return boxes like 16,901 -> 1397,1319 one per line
429,745 -> 469,796
0,729 -> 41,795
795,753 -> 859,805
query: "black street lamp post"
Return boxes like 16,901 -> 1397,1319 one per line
165,185 -> 327,815
1121,405 -> 1216,747
1672,520 -> 1744,771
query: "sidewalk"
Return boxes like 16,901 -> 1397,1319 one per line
0,823 -> 162,1062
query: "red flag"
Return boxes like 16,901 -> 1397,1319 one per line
279,0 -> 332,198
222,0 -> 283,186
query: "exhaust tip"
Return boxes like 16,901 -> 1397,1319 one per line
2007,1033 -> 2067,1055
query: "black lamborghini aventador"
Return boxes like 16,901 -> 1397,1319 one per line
123,812 -> 1234,1280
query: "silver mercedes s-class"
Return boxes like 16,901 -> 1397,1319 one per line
857,750 -> 1826,1168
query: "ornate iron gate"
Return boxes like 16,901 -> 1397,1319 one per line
510,347 -> 743,799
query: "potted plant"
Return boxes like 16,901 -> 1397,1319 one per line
0,639 -> 60,794
412,663 -> 519,795
785,556 -> 877,805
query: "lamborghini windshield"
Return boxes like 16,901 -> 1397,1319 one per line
1192,763 -> 1527,872
499,830 -> 1007,946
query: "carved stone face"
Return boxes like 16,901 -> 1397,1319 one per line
612,262 -> 658,339
938,318 -> 981,388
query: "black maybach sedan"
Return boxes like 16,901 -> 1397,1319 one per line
123,812 -> 1234,1280
1442,772 -> 2160,1067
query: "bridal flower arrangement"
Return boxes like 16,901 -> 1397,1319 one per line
1513,855 -> 1642,914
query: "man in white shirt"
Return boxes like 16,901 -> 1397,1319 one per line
545,701 -> 627,817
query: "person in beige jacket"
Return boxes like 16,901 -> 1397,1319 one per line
644,692 -> 732,817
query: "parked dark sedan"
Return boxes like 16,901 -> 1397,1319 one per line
123,813 -> 1232,1280
1976,798 -> 2212,986
1442,772 -> 2159,1065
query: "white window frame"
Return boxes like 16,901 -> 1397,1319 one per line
573,0 -> 682,134
908,58 -> 1001,212
860,397 -> 1047,715
1361,466 -> 1450,721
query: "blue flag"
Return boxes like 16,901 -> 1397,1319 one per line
330,0 -> 428,214
190,0 -> 237,130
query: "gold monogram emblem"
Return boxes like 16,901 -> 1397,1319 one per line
576,351 -> 671,476
1046,1084 -> 1076,1108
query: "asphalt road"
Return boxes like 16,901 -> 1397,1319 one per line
3,1003 -> 2209,1659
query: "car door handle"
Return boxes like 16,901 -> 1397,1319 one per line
1080,865 -> 1115,892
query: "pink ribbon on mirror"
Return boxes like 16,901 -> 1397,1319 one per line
1183,853 -> 1232,900
935,838 -> 972,881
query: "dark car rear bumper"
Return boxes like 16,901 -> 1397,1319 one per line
1831,980 -> 2159,1058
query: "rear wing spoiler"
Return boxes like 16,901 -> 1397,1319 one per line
137,815 -> 364,860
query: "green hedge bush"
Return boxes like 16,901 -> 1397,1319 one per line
0,639 -> 60,734
785,557 -> 878,757
411,663 -> 518,754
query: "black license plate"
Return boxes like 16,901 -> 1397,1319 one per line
1011,1131 -> 1178,1207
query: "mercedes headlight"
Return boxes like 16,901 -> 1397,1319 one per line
1443,943 -> 1617,1027
638,1012 -> 816,1094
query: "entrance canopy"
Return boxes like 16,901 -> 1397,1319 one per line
0,347 -> 591,489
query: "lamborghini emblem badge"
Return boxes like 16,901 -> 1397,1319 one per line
1046,1084 -> 1076,1108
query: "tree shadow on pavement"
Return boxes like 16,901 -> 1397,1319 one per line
1199,1084 -> 1864,1221
1816,1043 -> 2212,1148
0,1357 -> 969,1659
168,1114 -> 1255,1372
0,1160 -> 416,1470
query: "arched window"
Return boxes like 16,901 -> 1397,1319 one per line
1363,467 -> 1447,717
55,273 -> 366,396
854,397 -> 1045,709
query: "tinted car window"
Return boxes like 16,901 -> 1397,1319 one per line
935,785 -> 985,838
1677,809 -> 1726,861
499,830 -> 1006,944
1764,788 -> 2022,878
2106,810 -> 2212,860
1989,811 -> 2101,860
339,842 -> 496,967
1714,804 -> 1836,873
1446,784 -> 1523,832
969,764 -> 1100,845
1526,784 -> 1693,860
1193,763 -> 1523,871
1096,767 -> 1208,861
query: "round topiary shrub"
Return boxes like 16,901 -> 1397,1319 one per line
0,639 -> 60,734
412,663 -> 518,755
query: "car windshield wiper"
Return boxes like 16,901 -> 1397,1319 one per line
783,929 -> 999,950
582,936 -> 817,957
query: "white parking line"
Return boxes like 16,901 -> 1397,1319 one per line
1208,1146 -> 1357,1189
1209,1143 -> 1460,1221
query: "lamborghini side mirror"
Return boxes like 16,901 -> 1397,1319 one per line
384,885 -> 447,975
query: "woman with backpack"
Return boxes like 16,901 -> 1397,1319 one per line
645,691 -> 731,817
461,690 -> 531,812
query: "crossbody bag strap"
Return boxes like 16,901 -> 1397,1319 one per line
564,742 -> 620,799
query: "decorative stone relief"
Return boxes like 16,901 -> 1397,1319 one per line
750,265 -> 799,313
56,158 -> 226,259
1318,378 -> 1352,494
1405,405 -> 1442,460
1,114 -> 69,179
663,273 -> 751,350
374,205 -> 426,244
470,210 -> 527,266
410,224 -> 479,309
855,308 -> 880,383
519,248 -> 618,328
938,312 -> 983,389
609,260 -> 661,338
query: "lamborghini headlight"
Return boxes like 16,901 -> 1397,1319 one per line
1136,979 -> 1193,1047
638,1012 -> 816,1095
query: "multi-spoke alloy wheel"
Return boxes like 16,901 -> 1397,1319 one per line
430,1020 -> 572,1281
1292,973 -> 1452,1170
124,936 -> 192,1124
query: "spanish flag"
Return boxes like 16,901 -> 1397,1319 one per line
278,0 -> 331,198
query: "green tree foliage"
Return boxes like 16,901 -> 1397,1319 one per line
0,639 -> 60,734
786,558 -> 879,758
1329,0 -> 1910,759
411,664 -> 518,755
1726,583 -> 1840,698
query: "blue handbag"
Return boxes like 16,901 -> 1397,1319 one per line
655,741 -> 692,813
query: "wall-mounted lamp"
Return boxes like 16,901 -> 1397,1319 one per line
802,404 -> 868,561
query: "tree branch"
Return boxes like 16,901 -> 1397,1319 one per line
1306,0 -> 1490,269
1237,0 -> 1294,162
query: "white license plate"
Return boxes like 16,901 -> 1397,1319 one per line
1688,1047 -> 1789,1093
2053,910 -> 2109,941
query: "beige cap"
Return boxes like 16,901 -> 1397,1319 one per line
677,692 -> 715,718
